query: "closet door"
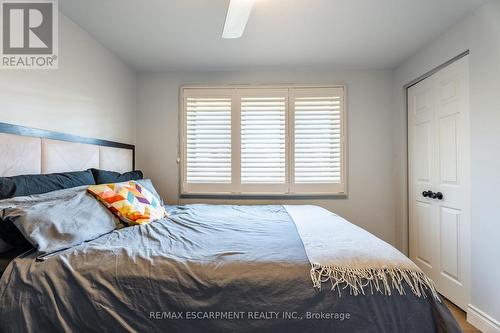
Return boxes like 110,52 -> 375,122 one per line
408,56 -> 470,310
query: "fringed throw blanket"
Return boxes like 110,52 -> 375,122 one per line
284,205 -> 439,301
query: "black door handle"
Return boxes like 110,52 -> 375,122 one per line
422,190 -> 444,200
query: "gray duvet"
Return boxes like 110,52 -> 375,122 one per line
0,205 -> 460,333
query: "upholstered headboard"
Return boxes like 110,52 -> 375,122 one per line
0,122 -> 135,177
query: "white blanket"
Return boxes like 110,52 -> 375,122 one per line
285,205 -> 439,300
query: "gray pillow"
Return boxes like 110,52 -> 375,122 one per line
1,186 -> 121,255
136,179 -> 163,206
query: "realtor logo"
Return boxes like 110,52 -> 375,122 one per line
1,0 -> 58,69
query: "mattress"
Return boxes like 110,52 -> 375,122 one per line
0,205 -> 460,333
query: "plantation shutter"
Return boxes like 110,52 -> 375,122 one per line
291,87 -> 346,194
182,89 -> 234,193
240,89 -> 288,190
181,86 -> 346,195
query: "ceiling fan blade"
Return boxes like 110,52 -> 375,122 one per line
222,0 -> 255,39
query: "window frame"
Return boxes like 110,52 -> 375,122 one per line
179,85 -> 348,197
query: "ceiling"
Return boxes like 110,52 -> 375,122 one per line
60,0 -> 485,72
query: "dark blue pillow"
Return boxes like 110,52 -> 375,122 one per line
90,169 -> 143,184
0,170 -> 95,200
0,216 -> 31,248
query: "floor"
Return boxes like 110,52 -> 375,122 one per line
444,298 -> 481,333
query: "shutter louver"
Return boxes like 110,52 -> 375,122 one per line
294,95 -> 342,184
241,97 -> 286,183
186,97 -> 232,184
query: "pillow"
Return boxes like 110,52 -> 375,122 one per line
90,169 -> 143,184
0,216 -> 31,250
0,237 -> 12,253
135,179 -> 163,205
0,247 -> 28,275
87,181 -> 166,225
0,170 -> 96,249
1,186 -> 120,255
0,170 -> 95,200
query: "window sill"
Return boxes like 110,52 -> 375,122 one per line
179,193 -> 348,200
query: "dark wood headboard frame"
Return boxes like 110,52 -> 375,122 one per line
0,122 -> 136,169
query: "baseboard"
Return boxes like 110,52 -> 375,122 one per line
467,304 -> 500,333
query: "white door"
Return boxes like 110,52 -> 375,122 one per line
408,56 -> 470,310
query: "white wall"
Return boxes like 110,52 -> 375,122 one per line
0,14 -> 137,144
136,69 -> 397,245
392,0 -> 500,326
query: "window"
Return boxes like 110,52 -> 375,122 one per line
180,86 -> 346,195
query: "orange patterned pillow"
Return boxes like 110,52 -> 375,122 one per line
87,181 -> 166,225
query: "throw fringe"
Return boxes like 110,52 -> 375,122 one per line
310,263 -> 440,301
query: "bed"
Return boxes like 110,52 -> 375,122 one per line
0,123 -> 461,333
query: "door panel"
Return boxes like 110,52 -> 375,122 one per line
408,56 -> 470,310
415,122 -> 432,182
415,90 -> 432,114
415,201 -> 433,269
439,78 -> 459,103
439,114 -> 459,184
440,207 -> 461,281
